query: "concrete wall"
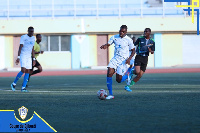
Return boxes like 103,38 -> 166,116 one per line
0,17 -> 197,35
0,17 -> 199,70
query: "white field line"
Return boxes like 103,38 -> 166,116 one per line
0,89 -> 200,93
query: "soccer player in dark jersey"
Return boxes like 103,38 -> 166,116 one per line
28,34 -> 44,82
125,28 -> 155,90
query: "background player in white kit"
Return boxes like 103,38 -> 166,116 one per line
11,26 -> 36,92
100,25 -> 135,99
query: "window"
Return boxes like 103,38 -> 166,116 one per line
61,35 -> 71,51
50,36 -> 59,51
40,35 -> 71,52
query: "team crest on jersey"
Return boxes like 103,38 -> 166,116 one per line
18,106 -> 28,120
30,41 -> 33,44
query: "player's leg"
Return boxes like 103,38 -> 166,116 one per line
133,68 -> 144,83
116,62 -> 128,83
132,56 -> 148,83
125,59 -> 135,85
21,69 -> 30,91
106,67 -> 115,99
124,66 -> 141,90
30,60 -> 42,76
28,59 -> 34,82
124,55 -> 141,90
126,56 -> 148,89
11,67 -> 26,91
21,57 -> 32,92
31,65 -> 42,76
28,60 -> 41,83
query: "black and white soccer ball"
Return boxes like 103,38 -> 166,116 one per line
97,89 -> 107,100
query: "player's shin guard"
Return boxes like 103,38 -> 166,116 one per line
13,71 -> 24,84
107,77 -> 113,95
22,73 -> 29,88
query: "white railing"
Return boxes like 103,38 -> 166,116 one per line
0,0 -> 194,19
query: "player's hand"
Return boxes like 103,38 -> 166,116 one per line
33,60 -> 36,66
126,59 -> 131,65
15,58 -> 20,65
41,51 -> 44,54
100,44 -> 108,49
148,47 -> 152,52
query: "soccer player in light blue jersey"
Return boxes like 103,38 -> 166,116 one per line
11,26 -> 36,92
100,25 -> 135,99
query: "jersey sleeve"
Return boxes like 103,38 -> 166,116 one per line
151,41 -> 155,51
128,38 -> 134,50
19,35 -> 24,45
108,35 -> 114,45
34,42 -> 37,51
134,38 -> 140,46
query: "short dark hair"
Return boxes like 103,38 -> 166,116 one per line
145,28 -> 151,32
120,25 -> 127,30
36,34 -> 41,38
28,26 -> 34,30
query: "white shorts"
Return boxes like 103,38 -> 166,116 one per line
20,56 -> 32,69
108,57 -> 128,76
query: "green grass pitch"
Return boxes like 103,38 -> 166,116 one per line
0,73 -> 200,133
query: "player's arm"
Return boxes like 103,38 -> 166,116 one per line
100,35 -> 114,49
34,51 -> 42,54
126,48 -> 135,65
126,38 -> 136,64
32,46 -> 36,66
100,44 -> 111,49
134,38 -> 140,46
148,41 -> 155,54
15,44 -> 23,65
34,48 -> 44,54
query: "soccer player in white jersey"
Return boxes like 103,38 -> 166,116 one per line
11,26 -> 36,92
100,25 -> 135,99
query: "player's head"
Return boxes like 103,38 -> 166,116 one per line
28,26 -> 34,37
144,28 -> 151,38
36,34 -> 42,42
119,25 -> 127,38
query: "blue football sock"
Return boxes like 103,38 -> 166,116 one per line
13,71 -> 24,84
128,67 -> 132,73
121,74 -> 128,82
22,73 -> 29,88
107,77 -> 113,95
120,67 -> 132,83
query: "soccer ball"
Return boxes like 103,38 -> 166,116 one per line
97,89 -> 107,100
